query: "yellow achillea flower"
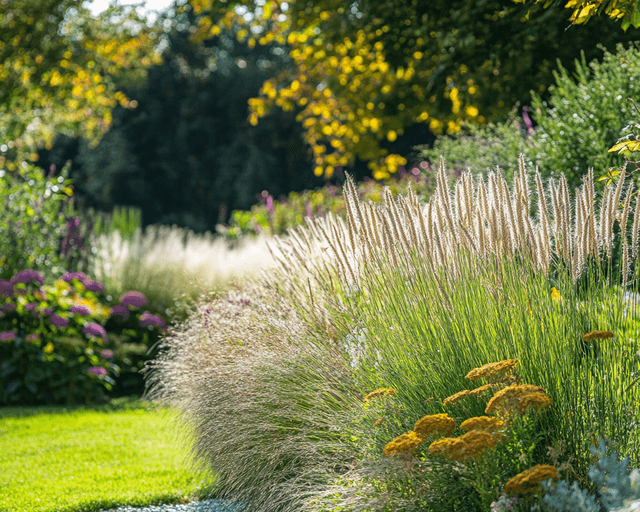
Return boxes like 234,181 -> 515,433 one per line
581,330 -> 614,342
485,384 -> 545,415
458,430 -> 500,457
516,391 -> 552,414
414,413 -> 456,439
383,431 -> 424,457
428,437 -> 466,460
505,465 -> 558,494
468,383 -> 498,397
459,416 -> 505,432
551,287 -> 561,301
428,430 -> 500,461
443,389 -> 471,406
364,388 -> 397,401
466,359 -> 519,382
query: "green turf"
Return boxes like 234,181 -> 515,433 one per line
0,397 -> 215,512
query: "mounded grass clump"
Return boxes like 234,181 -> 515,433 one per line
146,156 -> 640,511
86,224 -> 277,326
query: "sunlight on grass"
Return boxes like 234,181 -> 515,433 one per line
84,224 -> 276,326
0,398 -> 214,512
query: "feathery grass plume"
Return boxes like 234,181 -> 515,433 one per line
143,285 -> 366,512
535,170 -> 551,263
632,186 -> 640,260
437,158 -> 458,244
400,196 -> 420,249
464,170 -> 474,231
621,181 -> 634,242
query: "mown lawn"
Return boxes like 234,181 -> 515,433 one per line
0,397 -> 215,512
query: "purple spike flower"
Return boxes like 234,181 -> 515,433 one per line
25,303 -> 37,311
83,323 -> 107,337
10,270 -> 44,286
119,291 -> 147,308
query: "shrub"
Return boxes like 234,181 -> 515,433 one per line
0,268 -> 171,404
416,42 -> 640,193
529,42 -> 640,189
416,107 -> 537,186
0,162 -> 84,283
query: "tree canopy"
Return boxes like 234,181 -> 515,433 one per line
186,0 -> 640,179
36,8 -> 322,235
0,0 -> 163,171
516,0 -> 640,31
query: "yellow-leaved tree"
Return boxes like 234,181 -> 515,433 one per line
184,0 -> 640,180
0,0 -> 163,173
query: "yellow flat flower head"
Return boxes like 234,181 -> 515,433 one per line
383,430 -> 424,457
443,389 -> 471,406
485,384 -> 545,415
505,465 -> 558,494
414,413 -> 456,439
581,330 -> 614,342
459,416 -> 505,432
466,359 -> 519,382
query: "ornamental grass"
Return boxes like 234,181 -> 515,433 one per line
149,155 -> 640,511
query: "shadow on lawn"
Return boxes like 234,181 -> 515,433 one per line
0,395 -> 164,418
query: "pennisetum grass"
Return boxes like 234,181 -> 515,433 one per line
264,155 -> 640,486
146,155 -> 640,511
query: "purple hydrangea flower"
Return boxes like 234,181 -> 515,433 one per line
42,307 -> 53,315
50,313 -> 69,328
60,272 -> 89,284
83,280 -> 105,293
3,304 -> 16,311
109,305 -> 130,319
0,331 -> 17,342
0,280 -> 13,298
15,288 -> 28,295
119,291 -> 147,308
88,366 -> 107,376
25,333 -> 40,342
139,311 -> 166,328
83,323 -> 107,337
100,349 -> 114,359
70,305 -> 91,316
10,270 -> 44,286
25,303 -> 37,311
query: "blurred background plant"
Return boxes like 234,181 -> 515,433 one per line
217,162 -> 439,239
